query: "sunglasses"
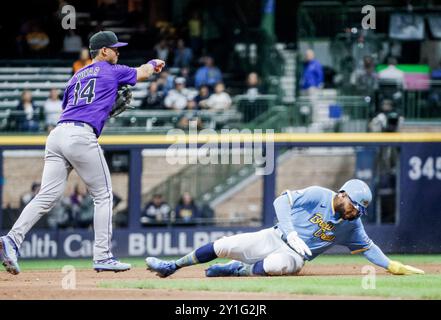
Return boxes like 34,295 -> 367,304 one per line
347,195 -> 367,217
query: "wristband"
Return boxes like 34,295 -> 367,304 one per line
147,60 -> 158,69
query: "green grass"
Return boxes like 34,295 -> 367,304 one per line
99,274 -> 441,299
309,254 -> 441,265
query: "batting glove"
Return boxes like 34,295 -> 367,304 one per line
387,260 -> 425,275
287,231 -> 312,257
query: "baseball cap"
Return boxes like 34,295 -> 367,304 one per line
175,77 -> 186,84
89,31 -> 128,51
338,179 -> 372,216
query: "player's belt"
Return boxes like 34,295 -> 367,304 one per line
273,225 -> 288,243
58,121 -> 94,132
273,226 -> 306,259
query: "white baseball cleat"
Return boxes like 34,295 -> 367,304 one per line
0,236 -> 21,275
93,257 -> 131,273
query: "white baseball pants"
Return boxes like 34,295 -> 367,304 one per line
7,122 -> 114,261
213,227 -> 305,275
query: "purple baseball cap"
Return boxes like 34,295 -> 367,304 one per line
89,31 -> 128,50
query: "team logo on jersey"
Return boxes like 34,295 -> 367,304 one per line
309,213 -> 335,242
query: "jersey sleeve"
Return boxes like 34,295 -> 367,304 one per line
289,186 -> 324,208
273,187 -> 325,235
111,64 -> 137,86
340,219 -> 373,254
362,243 -> 390,269
61,85 -> 69,110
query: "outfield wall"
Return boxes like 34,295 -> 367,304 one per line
0,132 -> 440,258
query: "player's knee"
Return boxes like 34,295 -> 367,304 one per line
263,253 -> 302,276
90,188 -> 113,203
213,236 -> 237,258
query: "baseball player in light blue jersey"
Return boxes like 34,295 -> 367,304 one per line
146,179 -> 424,277
0,31 -> 165,274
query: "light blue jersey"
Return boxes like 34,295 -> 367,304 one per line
274,186 -> 376,262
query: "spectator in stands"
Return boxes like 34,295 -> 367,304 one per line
176,100 -> 204,130
204,82 -> 232,111
175,192 -> 199,223
44,88 -> 62,132
194,85 -> 210,109
238,72 -> 268,122
141,194 -> 171,225
154,39 -> 170,62
157,69 -> 175,95
179,67 -> 194,87
72,48 -> 92,74
16,90 -> 40,132
350,55 -> 378,96
194,56 -> 223,90
69,184 -> 86,226
141,81 -> 164,110
427,60 -> 441,116
63,30 -> 83,54
431,60 -> 441,80
20,182 -> 40,208
188,11 -> 202,55
164,77 -> 194,110
244,72 -> 266,98
368,99 -> 402,133
378,57 -> 404,86
300,49 -> 324,92
173,39 -> 193,68
25,25 -> 50,54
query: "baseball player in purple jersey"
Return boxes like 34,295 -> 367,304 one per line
0,31 -> 165,274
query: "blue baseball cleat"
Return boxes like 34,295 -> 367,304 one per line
93,257 -> 131,273
205,261 -> 247,277
0,236 -> 20,275
145,257 -> 177,278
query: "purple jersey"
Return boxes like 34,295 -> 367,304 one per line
59,61 -> 137,136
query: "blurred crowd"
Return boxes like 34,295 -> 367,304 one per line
8,181 -> 212,229
298,47 -> 441,132
6,44 -> 268,133
140,192 -> 214,226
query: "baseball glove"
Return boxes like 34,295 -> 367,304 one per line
110,85 -> 134,117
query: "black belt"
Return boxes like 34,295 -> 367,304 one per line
274,225 -> 306,257
58,121 -> 86,127
273,225 -> 288,243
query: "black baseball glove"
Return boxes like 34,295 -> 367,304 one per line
110,85 -> 134,117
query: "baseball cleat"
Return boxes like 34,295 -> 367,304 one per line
205,261 -> 246,277
145,257 -> 177,278
0,236 -> 20,275
93,257 -> 131,272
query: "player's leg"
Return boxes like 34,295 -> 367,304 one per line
205,227 -> 305,277
1,130 -> 71,274
146,227 -> 280,278
257,250 -> 304,276
60,125 -> 129,271
146,242 -> 218,278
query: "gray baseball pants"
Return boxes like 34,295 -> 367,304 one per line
7,122 -> 114,261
